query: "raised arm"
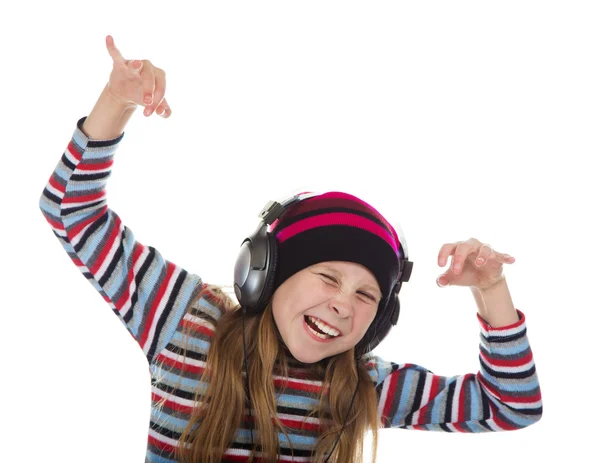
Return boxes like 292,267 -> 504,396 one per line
38,36 -> 205,364
363,309 -> 542,431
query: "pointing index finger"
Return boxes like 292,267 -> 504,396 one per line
105,35 -> 125,63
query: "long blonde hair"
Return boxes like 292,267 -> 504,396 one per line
156,283 -> 381,463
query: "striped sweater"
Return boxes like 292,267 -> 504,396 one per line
39,116 -> 543,462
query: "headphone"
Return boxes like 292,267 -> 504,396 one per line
233,192 -> 413,357
232,192 -> 413,461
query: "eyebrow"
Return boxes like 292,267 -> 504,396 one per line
320,265 -> 382,297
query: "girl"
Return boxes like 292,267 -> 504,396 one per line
39,35 -> 542,463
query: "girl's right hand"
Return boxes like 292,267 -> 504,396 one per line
104,35 -> 170,118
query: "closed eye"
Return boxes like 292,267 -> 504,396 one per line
319,274 -> 377,302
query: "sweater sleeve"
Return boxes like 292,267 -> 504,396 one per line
39,116 -> 204,364
362,309 -> 542,432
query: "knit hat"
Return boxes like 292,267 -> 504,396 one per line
270,191 -> 404,306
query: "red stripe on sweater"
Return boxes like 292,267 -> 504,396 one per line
381,366 -> 400,422
66,141 -> 82,163
155,351 -> 206,376
147,434 -> 176,456
87,212 -> 120,275
181,317 -> 217,338
479,349 -> 533,368
491,410 -> 519,431
139,261 -> 177,349
44,215 -> 65,231
76,159 -> 113,171
66,206 -> 108,243
151,391 -> 195,415
151,388 -> 322,434
48,175 -> 65,194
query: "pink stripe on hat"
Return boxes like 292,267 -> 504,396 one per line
275,212 -> 400,256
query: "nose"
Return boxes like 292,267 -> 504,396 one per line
328,292 -> 354,318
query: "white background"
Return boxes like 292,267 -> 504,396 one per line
2,1 -> 598,462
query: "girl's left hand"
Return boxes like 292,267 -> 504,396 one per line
436,238 -> 515,291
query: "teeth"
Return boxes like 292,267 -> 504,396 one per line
308,316 -> 341,337
306,323 -> 331,340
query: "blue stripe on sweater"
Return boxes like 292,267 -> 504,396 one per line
470,381 -> 479,420
480,341 -> 528,356
170,331 -> 212,352
391,368 -> 415,425
485,395 -> 537,427
146,450 -> 177,463
277,393 -> 320,410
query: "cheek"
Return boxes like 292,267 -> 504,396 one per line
355,308 -> 378,335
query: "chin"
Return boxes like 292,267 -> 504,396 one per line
288,347 -> 323,364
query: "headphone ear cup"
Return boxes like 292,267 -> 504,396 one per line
253,231 -> 278,312
390,292 -> 401,325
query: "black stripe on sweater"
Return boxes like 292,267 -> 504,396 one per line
485,329 -> 527,343
164,343 -> 208,362
85,135 -> 125,148
73,212 -> 109,253
62,199 -> 105,216
98,229 -> 125,288
71,171 -> 110,182
404,369 -> 426,424
479,383 -> 491,421
519,406 -> 543,416
480,361 -> 536,380
150,419 -> 314,458
147,269 -> 188,361
61,153 -> 76,171
443,380 -> 457,425
123,246 -> 156,325
42,188 -> 61,205
479,420 -> 493,431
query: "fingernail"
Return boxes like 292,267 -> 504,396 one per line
437,276 -> 447,287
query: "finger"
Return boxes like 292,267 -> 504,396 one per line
140,61 -> 156,111
156,100 -> 171,118
437,241 -> 462,267
451,238 -> 479,273
105,35 -> 125,63
475,243 -> 493,267
501,253 -> 515,262
145,68 -> 167,116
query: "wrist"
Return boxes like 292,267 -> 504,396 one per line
82,84 -> 137,140
471,276 -> 519,328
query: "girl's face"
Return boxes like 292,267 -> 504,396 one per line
271,261 -> 382,363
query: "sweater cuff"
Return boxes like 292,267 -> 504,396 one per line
477,308 -> 526,335
75,116 -> 125,147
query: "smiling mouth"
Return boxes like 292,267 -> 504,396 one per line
304,315 -> 341,340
